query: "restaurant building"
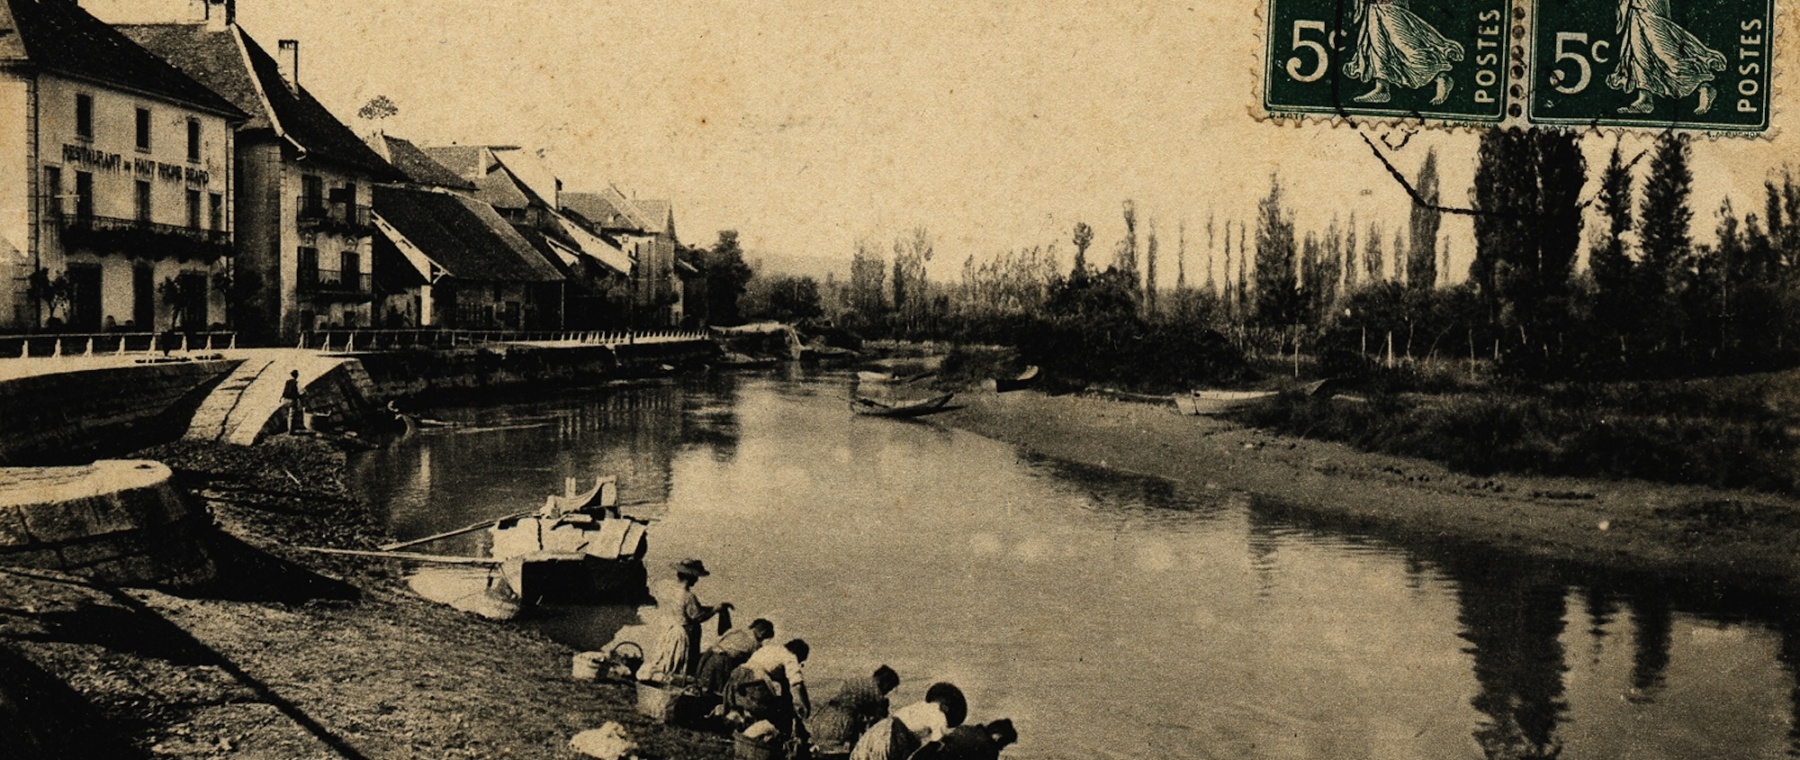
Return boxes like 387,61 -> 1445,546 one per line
0,0 -> 245,333
122,0 -> 401,342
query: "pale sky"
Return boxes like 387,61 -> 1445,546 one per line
89,0 -> 1800,285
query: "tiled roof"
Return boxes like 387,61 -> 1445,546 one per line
371,134 -> 476,190
1,0 -> 244,118
634,199 -> 673,236
119,23 -> 397,178
420,146 -> 536,210
562,189 -> 650,232
372,185 -> 564,283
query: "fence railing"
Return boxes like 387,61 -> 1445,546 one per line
297,268 -> 372,294
0,331 -> 237,359
295,328 -> 709,352
296,197 -> 374,235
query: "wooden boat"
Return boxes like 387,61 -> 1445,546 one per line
994,365 -> 1039,393
850,392 -> 955,418
1173,389 -> 1280,416
488,481 -> 650,605
854,369 -> 934,385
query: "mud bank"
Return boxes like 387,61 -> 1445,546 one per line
940,391 -> 1800,597
0,437 -> 730,760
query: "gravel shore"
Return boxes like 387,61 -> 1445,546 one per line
940,391 -> 1800,597
2,437 -> 732,760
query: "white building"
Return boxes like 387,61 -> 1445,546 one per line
0,0 -> 245,333
123,0 -> 401,342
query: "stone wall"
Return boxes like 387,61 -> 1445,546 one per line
0,460 -> 214,587
0,359 -> 236,465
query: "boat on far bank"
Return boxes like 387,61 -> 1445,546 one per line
850,392 -> 956,418
1173,390 -> 1280,416
994,365 -> 1039,393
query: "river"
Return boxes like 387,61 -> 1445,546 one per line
348,368 -> 1800,760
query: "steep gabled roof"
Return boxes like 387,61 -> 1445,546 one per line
118,22 -> 397,178
633,199 -> 674,238
420,145 -> 538,210
372,185 -> 564,283
369,134 -> 477,190
562,189 -> 651,233
1,0 -> 244,118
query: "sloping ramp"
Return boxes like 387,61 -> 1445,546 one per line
182,352 -> 362,446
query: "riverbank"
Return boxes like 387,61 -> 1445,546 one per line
1,436 -> 731,759
940,391 -> 1800,597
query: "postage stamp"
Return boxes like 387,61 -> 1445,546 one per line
1529,0 -> 1775,132
1262,0 -> 1517,123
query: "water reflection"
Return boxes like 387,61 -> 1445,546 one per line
348,375 -> 1800,760
1447,557 -> 1569,760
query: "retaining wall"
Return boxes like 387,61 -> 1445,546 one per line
0,360 -> 237,465
0,460 -> 215,587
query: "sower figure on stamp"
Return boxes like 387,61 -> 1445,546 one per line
1607,0 -> 1725,114
1343,0 -> 1465,105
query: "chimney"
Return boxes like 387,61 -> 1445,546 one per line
202,0 -> 235,31
277,39 -> 299,88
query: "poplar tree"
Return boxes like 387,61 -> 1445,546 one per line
1589,141 -> 1637,352
1254,175 -> 1300,326
1407,148 -> 1442,291
1471,128 -> 1585,368
1145,218 -> 1160,315
1072,222 -> 1094,276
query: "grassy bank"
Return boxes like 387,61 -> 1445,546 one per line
1,437 -> 732,759
1234,371 -> 1800,495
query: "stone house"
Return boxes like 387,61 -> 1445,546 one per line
0,0 -> 245,333
121,0 -> 402,343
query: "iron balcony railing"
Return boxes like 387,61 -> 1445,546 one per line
295,196 -> 374,235
296,267 -> 372,295
56,211 -> 231,246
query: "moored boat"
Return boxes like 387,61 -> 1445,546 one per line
488,479 -> 650,604
1173,389 -> 1280,416
994,365 -> 1039,393
850,392 -> 955,418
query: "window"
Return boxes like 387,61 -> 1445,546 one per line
208,193 -> 223,232
75,94 -> 93,140
43,167 -> 61,216
135,108 -> 152,151
186,189 -> 202,229
297,246 -> 320,289
135,180 -> 152,223
186,120 -> 201,163
341,251 -> 361,291
74,172 -> 93,219
301,174 -> 323,217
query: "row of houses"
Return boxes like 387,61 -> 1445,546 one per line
0,0 -> 700,344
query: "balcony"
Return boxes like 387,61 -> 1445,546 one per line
55,212 -> 233,261
296,196 -> 374,237
297,267 -> 373,300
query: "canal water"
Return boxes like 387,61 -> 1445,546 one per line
348,369 -> 1800,760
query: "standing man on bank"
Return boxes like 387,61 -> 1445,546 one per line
281,370 -> 304,433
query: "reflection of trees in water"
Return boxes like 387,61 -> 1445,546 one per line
1626,596 -> 1673,704
679,372 -> 741,462
1773,613 -> 1800,757
1581,585 -> 1619,666
542,386 -> 685,505
1451,559 -> 1569,760
1244,507 -> 1283,599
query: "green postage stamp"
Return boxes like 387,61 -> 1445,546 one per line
1263,0 -> 1775,134
1531,0 -> 1774,132
1262,0 -> 1517,123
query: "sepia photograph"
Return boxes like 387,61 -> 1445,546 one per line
3,0 -> 1800,757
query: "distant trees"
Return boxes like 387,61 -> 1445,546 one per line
703,230 -> 754,325
745,275 -> 823,323
847,238 -> 887,319
1406,149 -> 1442,290
1470,128 -> 1584,369
1072,222 -> 1094,274
1253,174 -> 1300,326
891,227 -> 933,330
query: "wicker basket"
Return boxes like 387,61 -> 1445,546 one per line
732,731 -> 784,760
635,681 -> 705,724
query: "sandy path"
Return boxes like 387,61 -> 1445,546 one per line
940,391 -> 1800,596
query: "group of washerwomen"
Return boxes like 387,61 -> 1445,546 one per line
631,559 -> 1018,760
